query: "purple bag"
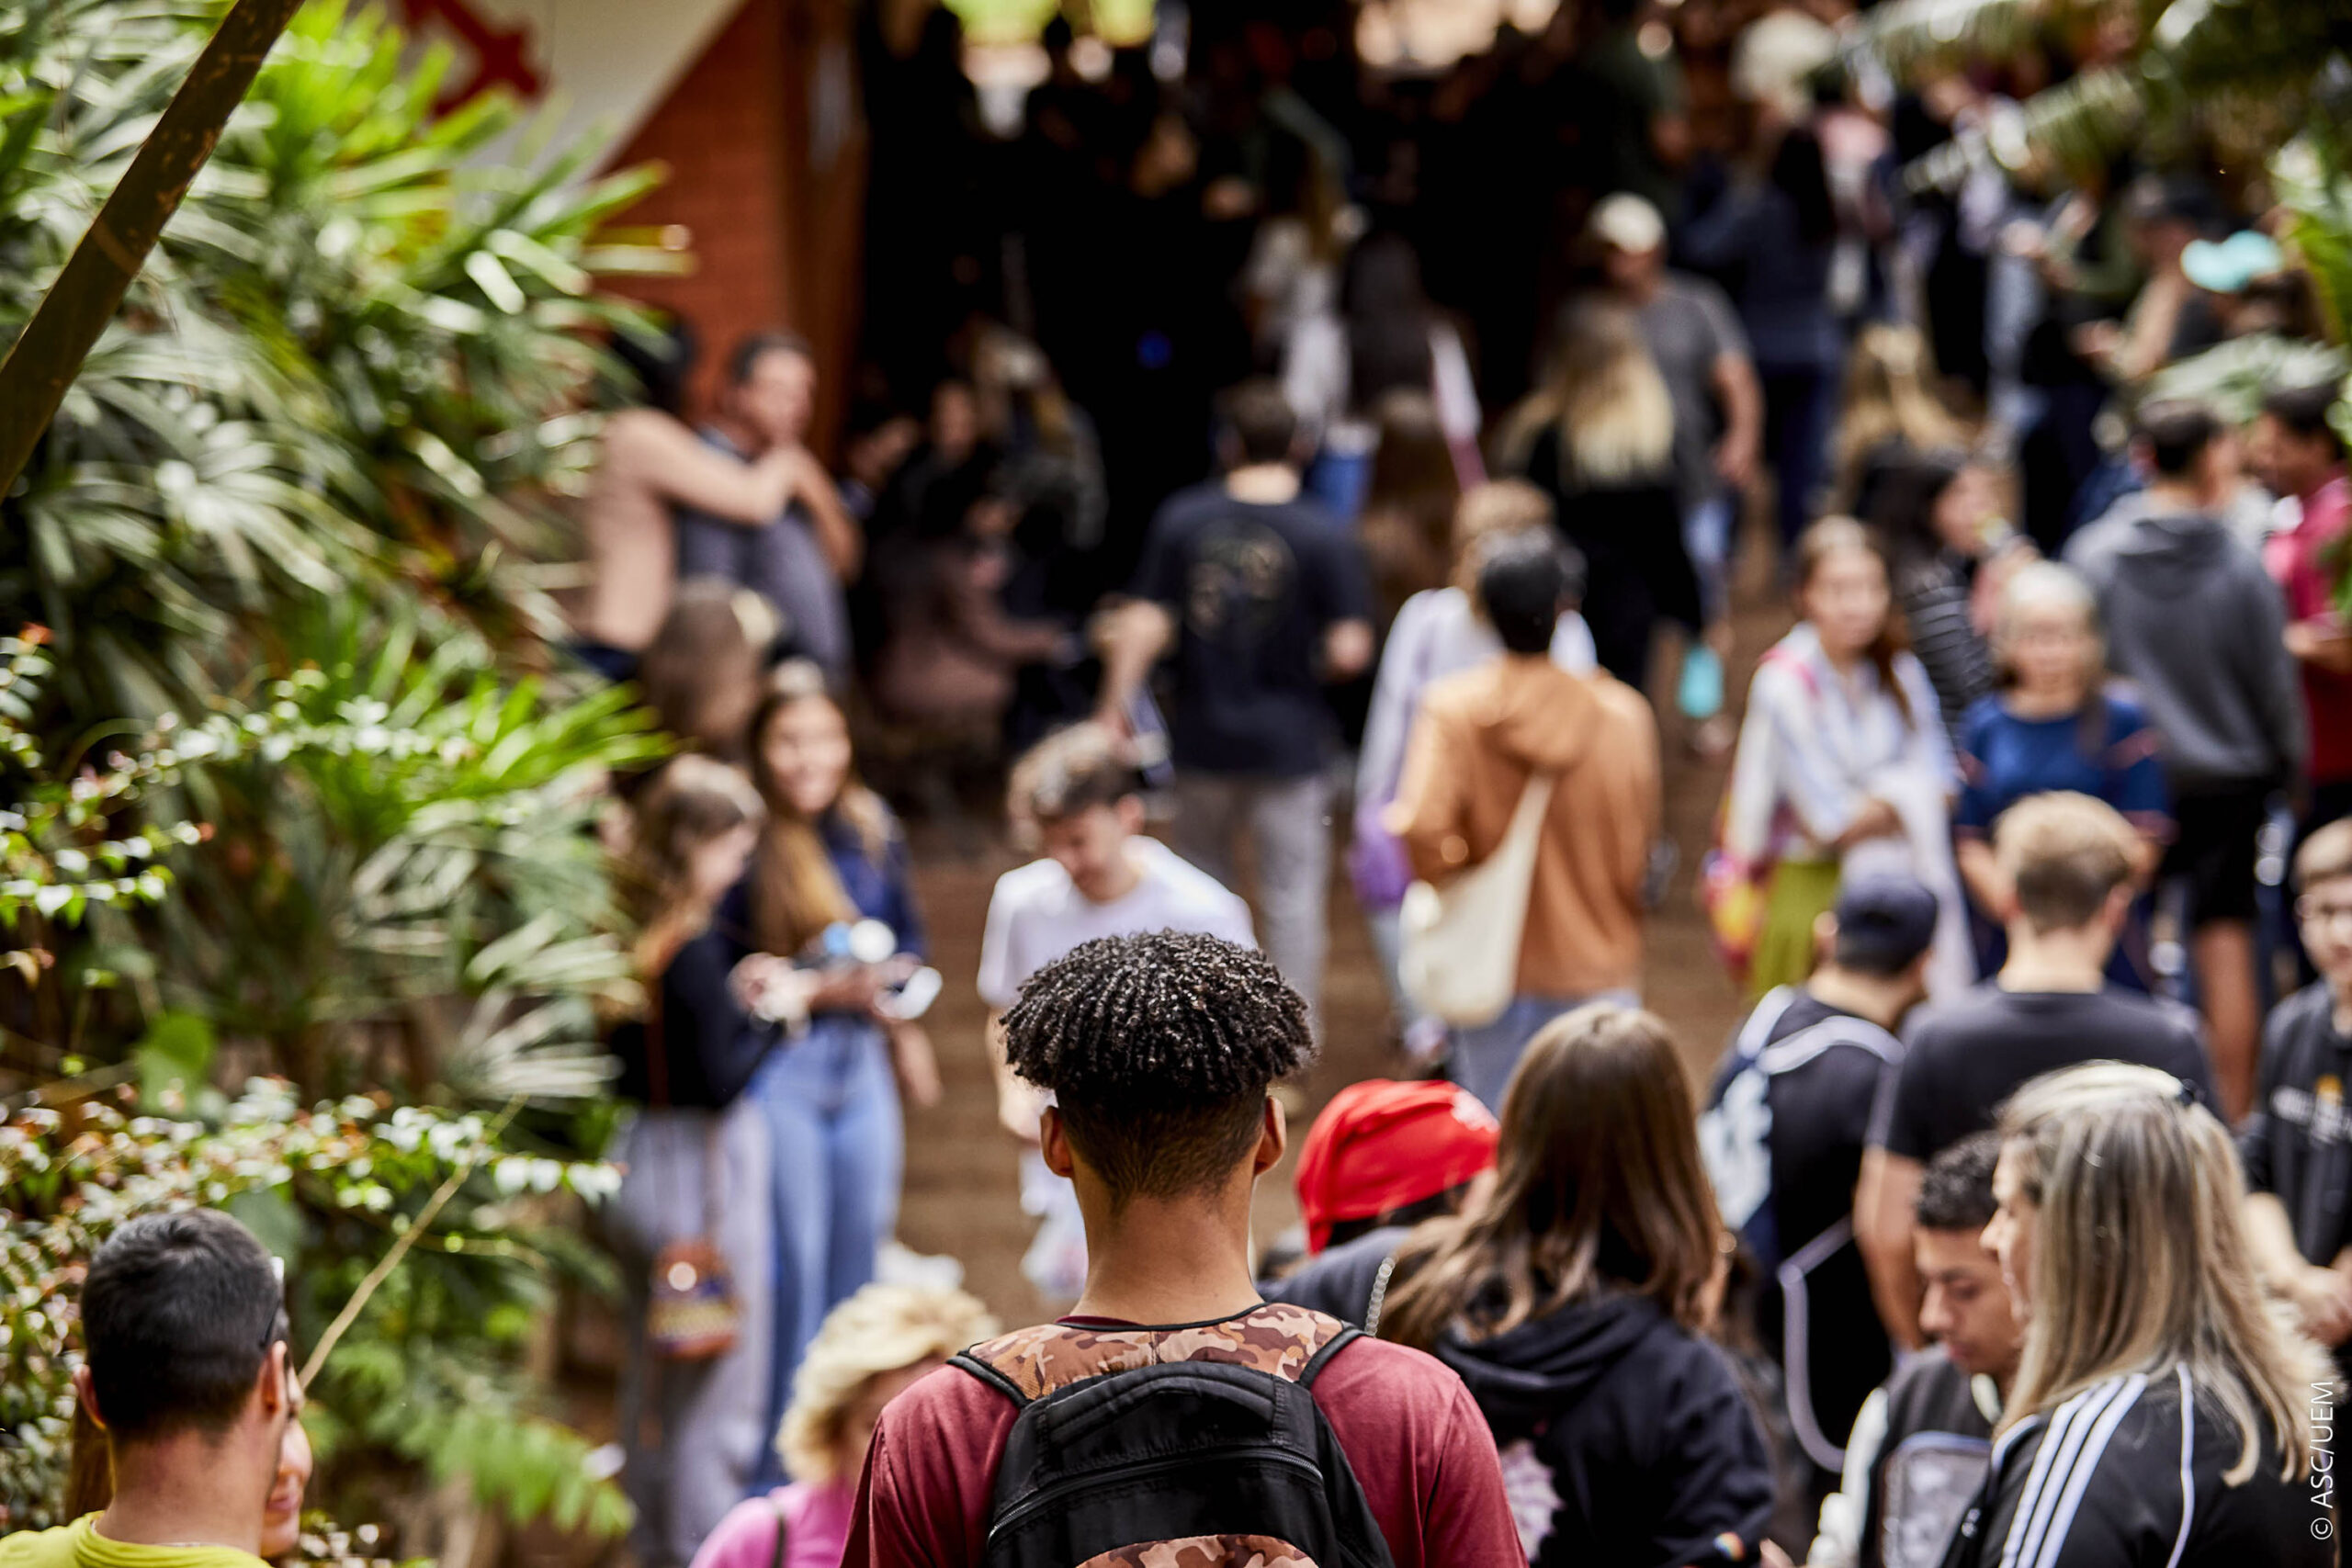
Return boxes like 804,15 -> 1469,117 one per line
1347,793 -> 1415,910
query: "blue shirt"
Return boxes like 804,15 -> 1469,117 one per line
716,805 -> 927,968
1953,690 -> 2171,840
673,428 -> 850,681
821,811 -> 926,960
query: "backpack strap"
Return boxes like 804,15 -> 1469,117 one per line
948,1348 -> 1032,1408
1298,1324 -> 1362,1388
765,1495 -> 790,1568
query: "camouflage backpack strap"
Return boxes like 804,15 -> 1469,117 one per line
951,1301 -> 1353,1404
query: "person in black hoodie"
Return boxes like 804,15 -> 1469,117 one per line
1372,1002 -> 1776,1567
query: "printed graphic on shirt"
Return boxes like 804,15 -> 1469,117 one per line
1701,1066 -> 1773,1233
963,1302 -> 1345,1401
1075,1535 -> 1317,1568
1880,1432 -> 1992,1568
2271,1076 -> 2352,1146
1498,1438 -> 1563,1561
1185,521 -> 1297,644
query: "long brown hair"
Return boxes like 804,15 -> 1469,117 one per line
1377,1005 -> 1724,1351
1360,389 -> 1461,619
744,661 -> 893,958
1795,516 -> 1916,729
625,755 -> 765,975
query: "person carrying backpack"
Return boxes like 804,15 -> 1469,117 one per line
1699,873 -> 1938,1492
842,931 -> 1519,1568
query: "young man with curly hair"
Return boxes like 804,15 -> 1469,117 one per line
842,931 -> 1519,1567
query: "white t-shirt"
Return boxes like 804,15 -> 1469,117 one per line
977,837 -> 1256,1010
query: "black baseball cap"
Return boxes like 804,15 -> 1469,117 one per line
1832,873 -> 1939,973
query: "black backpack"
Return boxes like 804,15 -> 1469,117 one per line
948,1302 -> 1401,1568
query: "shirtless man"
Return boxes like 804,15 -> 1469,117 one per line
571,330 -> 852,682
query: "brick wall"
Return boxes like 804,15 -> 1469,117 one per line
597,0 -> 865,448
601,0 -> 790,423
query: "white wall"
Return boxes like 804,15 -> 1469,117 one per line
423,0 -> 747,168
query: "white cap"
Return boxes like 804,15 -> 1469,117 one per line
1589,192 -> 1667,254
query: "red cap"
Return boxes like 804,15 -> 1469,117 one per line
1295,1079 -> 1500,1254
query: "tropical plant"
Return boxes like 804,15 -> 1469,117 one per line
0,0 -> 682,1103
0,606 -> 664,1103
0,0 -> 678,726
0,1074 -> 628,1546
0,0 -> 682,1541
1850,0 -> 2352,194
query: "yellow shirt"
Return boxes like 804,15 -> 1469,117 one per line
0,1517 -> 266,1568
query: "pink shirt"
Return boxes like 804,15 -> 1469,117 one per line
692,1482 -> 855,1568
2266,471 -> 2352,782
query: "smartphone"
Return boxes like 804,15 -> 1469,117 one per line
877,965 -> 943,1022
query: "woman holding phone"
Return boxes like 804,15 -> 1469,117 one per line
721,660 -> 940,1491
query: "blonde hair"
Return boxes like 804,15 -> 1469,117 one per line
1005,722 -> 1136,851
1836,322 -> 1964,492
1997,1063 -> 2327,1483
1503,298 -> 1673,487
777,1283 -> 998,1483
1448,479 -> 1555,594
1991,561 -> 2106,695
1993,791 -> 2139,932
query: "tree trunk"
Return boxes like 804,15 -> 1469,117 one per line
0,0 -> 305,493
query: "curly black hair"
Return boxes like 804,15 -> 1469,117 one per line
1916,1130 -> 2002,1233
1002,931 -> 1315,1202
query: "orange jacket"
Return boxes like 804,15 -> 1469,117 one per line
1385,654 -> 1660,998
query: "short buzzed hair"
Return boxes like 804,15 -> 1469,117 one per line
1217,380 -> 1300,468
83,1209 -> 286,1441
1477,532 -> 1584,655
1002,931 -> 1313,1205
728,329 -> 814,388
2134,400 -> 2223,479
2298,818 -> 2352,893
1995,792 -> 2139,933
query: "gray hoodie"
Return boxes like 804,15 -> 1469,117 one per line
2064,494 -> 2303,793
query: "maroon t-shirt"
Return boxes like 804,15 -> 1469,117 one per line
842,1313 -> 1522,1568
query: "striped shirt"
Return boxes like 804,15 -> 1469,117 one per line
1724,623 -> 1955,866
1942,1367 -> 2327,1568
1894,552 -> 1996,747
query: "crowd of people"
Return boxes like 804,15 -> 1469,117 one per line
14,2 -> 2352,1568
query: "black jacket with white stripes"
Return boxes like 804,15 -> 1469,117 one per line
1939,1367 -> 2331,1568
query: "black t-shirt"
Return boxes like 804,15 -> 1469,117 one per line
2240,982 -> 2352,1268
1133,481 -> 1371,776
1871,985 -> 2213,1164
1702,988 -> 1898,1472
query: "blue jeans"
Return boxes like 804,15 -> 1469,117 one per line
1450,991 -> 1640,1113
1761,367 -> 1838,552
1682,492 -> 1736,625
746,1014 -> 901,1491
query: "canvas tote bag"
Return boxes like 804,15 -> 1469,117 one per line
1398,770 -> 1555,1027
